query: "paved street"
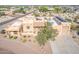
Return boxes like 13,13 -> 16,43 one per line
50,32 -> 79,54
0,10 -> 36,31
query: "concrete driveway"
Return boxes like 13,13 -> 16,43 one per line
50,32 -> 79,54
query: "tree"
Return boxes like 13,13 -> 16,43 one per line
53,6 -> 62,13
36,22 -> 58,46
33,13 -> 40,17
62,7 -> 74,13
65,18 -> 72,22
71,22 -> 77,30
0,12 -> 5,17
39,6 -> 48,12
21,36 -> 27,43
20,7 -> 26,14
14,7 -> 26,14
74,15 -> 79,22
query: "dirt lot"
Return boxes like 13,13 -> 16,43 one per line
0,34 -> 52,54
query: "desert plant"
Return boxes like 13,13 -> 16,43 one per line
36,22 -> 58,46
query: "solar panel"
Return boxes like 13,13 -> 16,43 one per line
55,16 -> 67,22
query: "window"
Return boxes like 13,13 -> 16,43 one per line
28,35 -> 31,38
34,31 -> 36,34
14,31 -> 17,34
23,35 -> 26,38
27,26 -> 30,29
36,18 -> 42,20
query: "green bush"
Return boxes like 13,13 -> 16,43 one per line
9,36 -> 13,39
21,36 -> 27,43
71,22 -> 77,30
14,7 -> 26,14
22,39 -> 27,43
39,6 -> 48,12
0,12 -> 5,16
13,36 -> 17,40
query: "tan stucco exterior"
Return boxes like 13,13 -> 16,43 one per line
5,15 -> 71,39
5,15 -> 47,38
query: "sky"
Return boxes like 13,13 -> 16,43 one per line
0,0 -> 79,5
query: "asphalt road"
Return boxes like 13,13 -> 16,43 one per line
0,10 -> 35,31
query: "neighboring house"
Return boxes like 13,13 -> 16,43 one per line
4,7 -> 16,16
5,20 -> 22,37
48,16 -> 71,35
4,10 -> 13,16
75,9 -> 79,14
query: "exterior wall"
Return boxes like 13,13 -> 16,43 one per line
61,22 -> 71,30
9,31 -> 19,36
52,22 -> 71,35
22,16 -> 46,37
6,29 -> 20,37
33,28 -> 42,36
23,22 -> 34,33
5,23 -> 22,37
22,17 -> 34,35
5,16 -> 47,38
5,10 -> 13,16
52,25 -> 62,35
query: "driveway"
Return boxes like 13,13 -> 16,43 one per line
50,32 -> 79,54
